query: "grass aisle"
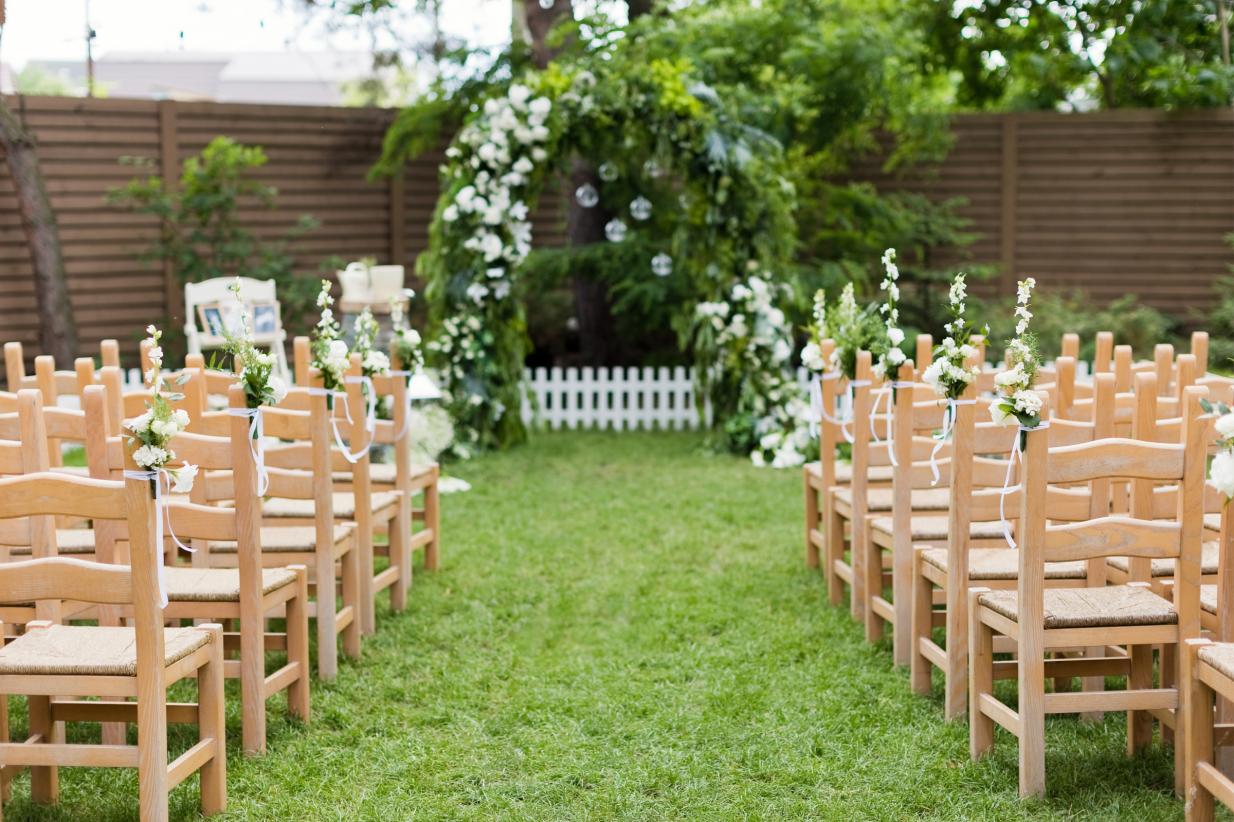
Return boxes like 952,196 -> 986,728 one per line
9,432 -> 1183,819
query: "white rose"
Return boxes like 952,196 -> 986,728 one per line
989,400 -> 1015,427
887,347 -> 905,366
151,418 -> 179,438
1211,451 -> 1234,499
329,340 -> 350,361
1216,413 -> 1234,439
800,343 -> 824,372
171,409 -> 190,429
268,375 -> 288,405
173,462 -> 198,493
887,327 -> 905,346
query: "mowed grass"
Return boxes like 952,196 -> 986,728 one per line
4,432 -> 1188,819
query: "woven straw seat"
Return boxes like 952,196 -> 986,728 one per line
207,523 -> 354,554
1205,513 -> 1221,532
0,625 -> 211,676
872,515 -> 1006,542
920,548 -> 1086,581
978,585 -> 1177,629
164,567 -> 298,602
806,461 -> 893,484
832,486 -> 951,513
7,529 -> 98,556
1199,642 -> 1234,681
1201,584 -> 1219,615
331,462 -> 435,486
263,491 -> 401,520
1107,541 -> 1219,577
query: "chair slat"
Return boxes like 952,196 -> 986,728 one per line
1042,516 -> 1182,563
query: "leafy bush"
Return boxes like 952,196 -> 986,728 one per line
975,291 -> 1175,363
108,136 -> 323,350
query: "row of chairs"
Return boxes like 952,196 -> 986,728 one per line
803,330 -> 1234,815
0,334 -> 442,819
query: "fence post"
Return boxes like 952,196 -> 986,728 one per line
157,100 -> 183,324
1000,115 -> 1018,289
388,171 -> 406,267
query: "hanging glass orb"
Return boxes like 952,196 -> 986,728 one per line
605,219 -> 628,243
538,0 -> 555,8
630,196 -> 652,221
643,159 -> 664,179
574,183 -> 599,208
651,253 -> 673,278
597,162 -> 619,182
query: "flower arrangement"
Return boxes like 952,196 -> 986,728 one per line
989,277 -> 1043,428
824,283 -> 883,381
799,289 -> 828,374
127,326 -> 197,491
352,307 -> 391,378
310,279 -> 350,392
871,248 -> 906,380
693,273 -> 809,469
1202,400 -> 1234,499
921,273 -> 982,400
389,294 -> 424,375
222,279 -> 288,408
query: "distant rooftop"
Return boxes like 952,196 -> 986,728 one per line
25,50 -> 392,105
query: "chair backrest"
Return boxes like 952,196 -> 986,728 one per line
184,277 -> 281,340
1019,386 -> 1207,639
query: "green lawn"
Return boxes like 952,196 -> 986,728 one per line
5,432 -> 1187,819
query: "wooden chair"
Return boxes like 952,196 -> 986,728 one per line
84,383 -> 312,755
910,365 -> 1115,720
0,443 -> 226,819
183,277 -> 290,384
968,385 -> 1208,797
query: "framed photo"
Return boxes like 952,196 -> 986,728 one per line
199,304 -> 226,337
251,303 -> 278,335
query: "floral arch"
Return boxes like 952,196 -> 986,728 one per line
420,60 -> 811,466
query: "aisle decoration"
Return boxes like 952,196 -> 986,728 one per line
921,272 -> 982,482
220,279 -> 287,494
311,280 -> 350,396
870,248 -> 905,381
125,325 -> 197,604
1203,399 -> 1234,499
989,278 -> 1042,429
389,294 -> 424,376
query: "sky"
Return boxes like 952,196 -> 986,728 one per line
0,0 -> 513,69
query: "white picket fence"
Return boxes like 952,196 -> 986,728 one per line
520,366 -> 713,431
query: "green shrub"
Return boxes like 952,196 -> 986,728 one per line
975,291 -> 1176,363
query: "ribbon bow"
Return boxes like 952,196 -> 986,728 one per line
122,468 -> 195,607
226,406 -> 270,495
309,386 -> 374,464
929,398 -> 978,485
997,420 -> 1051,548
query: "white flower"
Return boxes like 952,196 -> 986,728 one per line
151,418 -> 179,438
126,411 -> 153,434
268,375 -> 289,404
466,283 -> 490,305
528,97 -> 552,118
479,233 -> 503,261
328,340 -> 349,362
1211,451 -> 1234,499
171,409 -> 190,429
508,84 -> 532,108
1013,389 -> 1043,417
772,339 -> 791,364
887,347 -> 905,366
133,444 -> 169,469
442,205 -> 458,223
750,450 -> 766,467
147,346 -> 163,365
995,363 -> 1026,389
887,327 -> 905,346
1215,413 -> 1234,439
921,360 -> 944,395
364,350 -> 390,375
172,462 -> 198,493
801,343 -> 825,372
989,400 -> 1015,427
513,157 -> 534,175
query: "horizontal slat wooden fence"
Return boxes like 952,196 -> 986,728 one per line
0,96 -> 1230,371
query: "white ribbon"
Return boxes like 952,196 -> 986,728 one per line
226,407 -> 270,496
345,375 -> 378,436
840,379 -> 872,444
123,468 -> 195,607
997,420 -> 1051,548
929,398 -> 978,485
309,386 -> 373,465
389,370 -> 416,443
872,381 -> 915,467
811,372 -> 845,438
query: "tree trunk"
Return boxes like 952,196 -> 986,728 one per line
0,96 -> 78,364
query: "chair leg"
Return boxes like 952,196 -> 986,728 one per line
910,552 -> 933,696
286,566 -> 311,722
357,519 -> 376,636
341,540 -> 363,660
198,624 -> 227,816
804,470 -> 819,568
1183,639 -> 1215,820
240,606 -> 266,756
388,506 -> 409,614
825,504 -> 844,606
1128,643 -> 1154,754
424,467 -> 440,572
0,693 -> 10,804
1018,640 -> 1047,798
850,514 -> 866,622
863,532 -> 883,645
968,589 -> 995,760
28,695 -> 58,804
944,574 -> 969,722
315,547 -> 339,681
